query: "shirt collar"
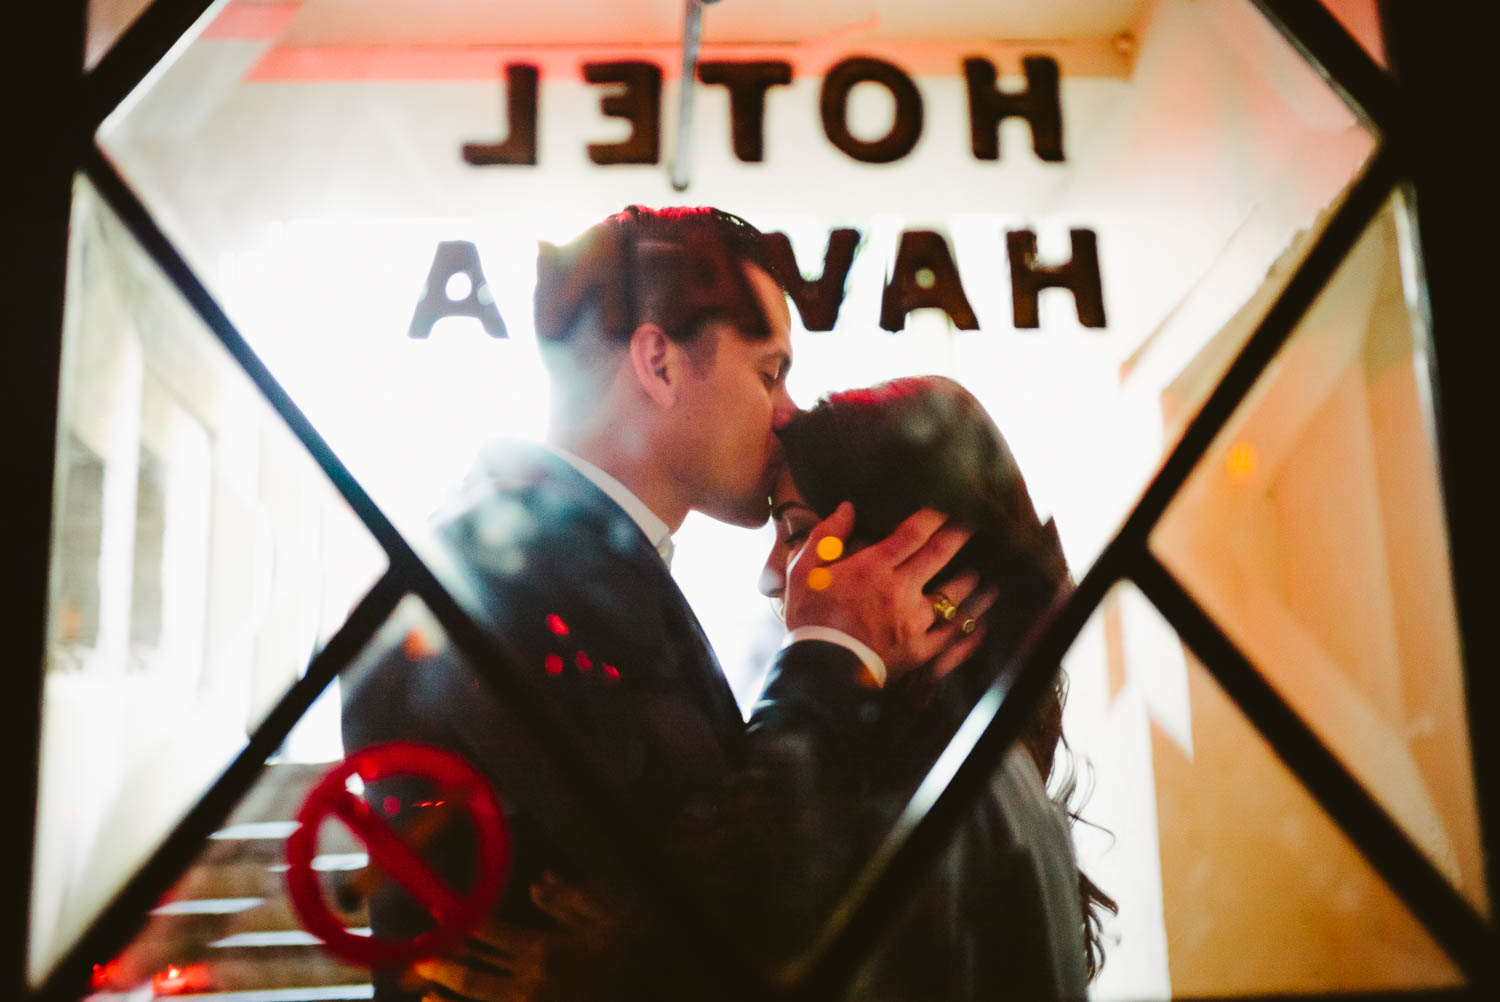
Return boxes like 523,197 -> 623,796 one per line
541,443 -> 676,568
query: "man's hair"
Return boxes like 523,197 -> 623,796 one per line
534,206 -> 778,366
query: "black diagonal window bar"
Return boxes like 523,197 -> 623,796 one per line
27,1 -> 1494,1000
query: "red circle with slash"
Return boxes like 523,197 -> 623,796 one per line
284,742 -> 510,968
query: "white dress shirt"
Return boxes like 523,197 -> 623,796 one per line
544,444 -> 676,567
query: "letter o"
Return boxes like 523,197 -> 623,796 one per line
819,57 -> 924,164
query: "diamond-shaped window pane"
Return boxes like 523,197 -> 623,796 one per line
1080,583 -> 1461,995
30,176 -> 387,987
1149,192 -> 1486,918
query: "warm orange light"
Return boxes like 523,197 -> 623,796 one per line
402,628 -> 436,661
1225,442 -> 1257,480
807,567 -> 833,591
152,962 -> 211,995
815,536 -> 844,562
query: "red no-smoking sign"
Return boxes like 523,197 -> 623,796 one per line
285,742 -> 511,968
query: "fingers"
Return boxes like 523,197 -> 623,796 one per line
411,954 -> 537,1002
898,522 -> 975,585
926,585 -> 1000,680
529,872 -> 617,942
465,920 -> 544,963
929,569 -> 981,612
865,507 -> 948,566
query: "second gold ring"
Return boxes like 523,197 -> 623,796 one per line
930,591 -> 958,623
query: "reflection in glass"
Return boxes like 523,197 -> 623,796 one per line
1150,194 -> 1486,917
30,177 -> 386,986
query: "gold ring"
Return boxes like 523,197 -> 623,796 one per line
930,592 -> 958,623
960,617 -> 977,635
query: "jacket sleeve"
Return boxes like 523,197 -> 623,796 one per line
671,639 -> 897,962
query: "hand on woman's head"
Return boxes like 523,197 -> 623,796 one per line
780,502 -> 994,682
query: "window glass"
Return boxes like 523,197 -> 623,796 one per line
1075,583 -> 1461,995
71,579 -> 1466,1002
31,176 -> 386,987
67,1 -> 1434,998
1150,193 -> 1486,917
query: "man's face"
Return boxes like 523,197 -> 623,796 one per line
677,262 -> 797,528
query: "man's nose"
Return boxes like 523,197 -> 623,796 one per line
771,385 -> 799,430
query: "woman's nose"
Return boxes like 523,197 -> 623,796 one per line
758,554 -> 786,599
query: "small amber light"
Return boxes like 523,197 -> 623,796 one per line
1225,442 -> 1257,480
807,567 -> 833,591
815,536 -> 844,562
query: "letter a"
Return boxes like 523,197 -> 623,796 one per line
880,231 -> 979,332
408,241 -> 508,339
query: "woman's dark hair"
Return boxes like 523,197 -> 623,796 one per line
777,374 -> 1117,979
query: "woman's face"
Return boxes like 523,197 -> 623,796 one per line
758,467 -> 820,618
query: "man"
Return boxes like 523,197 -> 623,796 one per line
341,206 -> 984,1000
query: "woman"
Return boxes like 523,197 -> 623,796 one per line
753,374 -> 1114,998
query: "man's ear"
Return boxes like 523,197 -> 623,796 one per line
627,322 -> 683,408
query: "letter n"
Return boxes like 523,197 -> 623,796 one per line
1006,228 -> 1106,328
408,241 -> 508,339
880,231 -> 979,332
761,229 -> 859,331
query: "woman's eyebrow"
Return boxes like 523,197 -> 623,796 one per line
770,500 -> 817,521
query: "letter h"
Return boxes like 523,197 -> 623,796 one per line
965,56 -> 1063,162
1007,229 -> 1106,328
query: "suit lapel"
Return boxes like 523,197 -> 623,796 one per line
484,442 -> 744,743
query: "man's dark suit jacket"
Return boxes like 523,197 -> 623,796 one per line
340,442 -> 744,1000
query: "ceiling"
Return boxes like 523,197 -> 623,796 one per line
271,0 -> 1153,47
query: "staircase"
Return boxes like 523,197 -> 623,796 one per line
91,761 -> 375,1001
